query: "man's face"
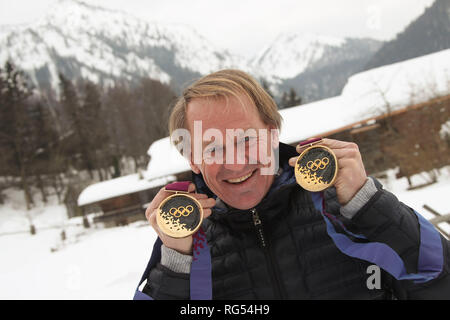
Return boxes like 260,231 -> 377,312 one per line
186,94 -> 278,210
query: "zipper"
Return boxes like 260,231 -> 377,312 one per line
251,208 -> 285,299
251,208 -> 266,247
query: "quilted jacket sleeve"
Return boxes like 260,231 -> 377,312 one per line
142,263 -> 190,300
326,178 -> 450,299
133,238 -> 191,300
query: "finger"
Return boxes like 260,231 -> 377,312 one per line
288,156 -> 298,167
191,192 -> 208,199
148,187 -> 172,210
148,209 -> 163,237
197,197 -> 216,209
331,147 -> 362,160
336,157 -> 360,169
148,209 -> 157,228
188,183 -> 196,193
203,208 -> 212,219
145,200 -> 159,220
296,138 -> 355,154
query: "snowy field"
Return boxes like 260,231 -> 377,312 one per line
0,167 -> 449,300
0,188 -> 158,300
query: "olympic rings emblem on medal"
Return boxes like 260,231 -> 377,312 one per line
306,157 -> 330,171
169,205 -> 194,218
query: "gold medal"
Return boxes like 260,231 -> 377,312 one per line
295,142 -> 338,192
156,187 -> 203,238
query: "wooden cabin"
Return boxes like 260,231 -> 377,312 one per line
77,173 -> 177,227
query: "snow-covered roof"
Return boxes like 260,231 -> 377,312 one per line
342,49 -> 450,116
144,137 -> 191,180
281,49 -> 450,143
279,96 -> 344,144
77,173 -> 176,206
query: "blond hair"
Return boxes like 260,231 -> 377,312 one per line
168,69 -> 282,136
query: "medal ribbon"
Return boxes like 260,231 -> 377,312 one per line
190,227 -> 213,299
311,191 -> 443,283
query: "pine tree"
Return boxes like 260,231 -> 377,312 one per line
288,88 -> 302,107
261,79 -> 275,99
280,87 -> 302,109
0,61 -> 35,209
58,74 -> 95,178
81,80 -> 109,180
280,91 -> 289,109
103,84 -> 129,177
116,77 -> 176,171
29,99 -> 60,203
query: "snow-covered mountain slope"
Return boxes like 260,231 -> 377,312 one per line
0,0 -> 380,101
250,32 -> 382,101
250,33 -> 346,82
0,0 -> 245,93
364,0 -> 450,71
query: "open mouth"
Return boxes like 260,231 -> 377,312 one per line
225,169 -> 256,184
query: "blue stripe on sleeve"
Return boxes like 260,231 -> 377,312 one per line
311,192 -> 443,283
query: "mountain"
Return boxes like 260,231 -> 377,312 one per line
0,0 -> 245,94
364,0 -> 450,70
250,33 -> 347,83
251,33 -> 382,102
0,0 -> 381,103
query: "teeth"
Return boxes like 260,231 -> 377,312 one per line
227,172 -> 253,184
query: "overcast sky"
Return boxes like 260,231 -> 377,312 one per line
0,0 -> 436,57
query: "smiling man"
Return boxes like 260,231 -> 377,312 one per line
185,93 -> 278,210
137,69 -> 450,300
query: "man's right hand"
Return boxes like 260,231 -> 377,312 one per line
145,183 -> 216,255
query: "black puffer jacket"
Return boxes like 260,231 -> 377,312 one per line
142,143 -> 450,299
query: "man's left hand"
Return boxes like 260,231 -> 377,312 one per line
288,138 -> 368,205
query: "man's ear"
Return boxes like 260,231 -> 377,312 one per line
189,159 -> 201,174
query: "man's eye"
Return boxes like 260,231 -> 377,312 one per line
205,146 -> 221,154
246,136 -> 258,144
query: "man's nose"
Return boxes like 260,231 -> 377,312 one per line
223,161 -> 247,172
222,146 -> 249,171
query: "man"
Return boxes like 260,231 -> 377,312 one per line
136,69 -> 450,299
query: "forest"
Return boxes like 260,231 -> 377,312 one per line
0,61 -> 176,210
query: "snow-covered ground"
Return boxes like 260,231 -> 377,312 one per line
0,221 -> 156,299
0,189 -> 158,300
0,167 -> 449,299
380,167 -> 450,231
